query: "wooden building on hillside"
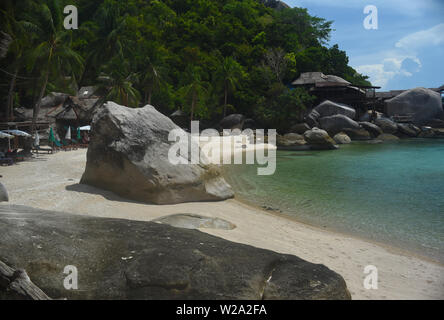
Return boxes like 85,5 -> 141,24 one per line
291,72 -> 381,111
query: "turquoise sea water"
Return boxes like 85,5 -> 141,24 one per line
223,139 -> 444,263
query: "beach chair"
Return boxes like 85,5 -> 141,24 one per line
32,145 -> 54,154
0,153 -> 13,166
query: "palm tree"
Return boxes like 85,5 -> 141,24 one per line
79,0 -> 128,84
28,0 -> 84,127
1,0 -> 35,120
179,67 -> 208,121
216,57 -> 244,117
98,57 -> 141,107
141,58 -> 163,105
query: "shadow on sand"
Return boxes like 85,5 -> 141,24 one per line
65,183 -> 149,205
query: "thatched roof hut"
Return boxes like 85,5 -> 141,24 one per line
291,72 -> 351,88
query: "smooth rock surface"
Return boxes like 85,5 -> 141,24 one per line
0,183 -> 8,202
397,124 -> 419,137
0,205 -> 351,300
333,133 -> 351,144
386,87 -> 444,125
314,100 -> 356,119
153,214 -> 236,230
359,122 -> 383,138
377,134 -> 400,141
305,110 -> 320,128
81,102 -> 234,205
277,134 -> 306,147
303,128 -> 338,150
342,128 -> 371,141
375,118 -> 398,134
319,114 -> 360,136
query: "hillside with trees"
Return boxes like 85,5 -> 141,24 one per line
0,0 -> 371,130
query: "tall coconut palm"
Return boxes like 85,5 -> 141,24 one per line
78,0 -> 129,84
141,58 -> 164,105
97,57 -> 141,108
179,67 -> 208,121
1,0 -> 36,120
216,57 -> 244,117
28,0 -> 84,127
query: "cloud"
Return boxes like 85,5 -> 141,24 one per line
286,0 -> 442,16
395,23 -> 444,51
356,56 -> 421,89
354,24 -> 444,89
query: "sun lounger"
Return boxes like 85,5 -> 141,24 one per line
0,156 -> 13,166
32,145 -> 54,154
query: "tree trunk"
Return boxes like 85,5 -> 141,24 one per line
148,88 -> 152,105
7,67 -> 18,121
191,91 -> 197,121
32,71 -> 49,130
223,84 -> 228,118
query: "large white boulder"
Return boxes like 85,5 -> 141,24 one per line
386,87 -> 443,125
314,100 -> 356,119
81,102 -> 234,205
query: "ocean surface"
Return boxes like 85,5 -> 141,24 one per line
223,139 -> 444,263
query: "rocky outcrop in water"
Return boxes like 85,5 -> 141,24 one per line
277,133 -> 306,147
0,205 -> 352,300
333,133 -> 351,144
319,114 -> 360,136
377,133 -> 400,141
375,118 -> 398,134
386,87 -> 443,125
80,102 -> 234,205
359,122 -> 383,138
342,128 -> 371,141
314,100 -> 356,119
304,128 -> 337,150
397,124 -> 420,137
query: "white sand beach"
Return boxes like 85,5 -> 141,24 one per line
1,148 -> 443,300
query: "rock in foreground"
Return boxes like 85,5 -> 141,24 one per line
81,102 -> 234,204
0,205 -> 351,300
0,183 -> 8,202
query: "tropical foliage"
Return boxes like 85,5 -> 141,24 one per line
0,0 -> 371,130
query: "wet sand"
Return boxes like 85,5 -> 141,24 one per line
1,148 -> 443,300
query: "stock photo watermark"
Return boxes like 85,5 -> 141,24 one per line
63,265 -> 78,290
364,265 -> 378,290
168,121 -> 277,176
363,5 -> 378,30
63,5 -> 78,30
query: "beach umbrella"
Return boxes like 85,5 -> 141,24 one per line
3,129 -> 31,137
0,131 -> 14,151
0,131 -> 14,139
79,125 -> 91,131
65,126 -> 71,140
49,127 -> 55,143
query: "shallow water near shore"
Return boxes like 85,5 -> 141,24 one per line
223,139 -> 444,263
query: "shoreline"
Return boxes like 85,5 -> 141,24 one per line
231,194 -> 444,268
1,148 -> 443,299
